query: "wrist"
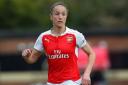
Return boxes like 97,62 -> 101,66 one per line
83,72 -> 90,77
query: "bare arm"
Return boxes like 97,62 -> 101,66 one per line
22,48 -> 42,64
81,42 -> 96,85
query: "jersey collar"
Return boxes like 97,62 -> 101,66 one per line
50,27 -> 69,36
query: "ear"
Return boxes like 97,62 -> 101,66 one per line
50,14 -> 52,21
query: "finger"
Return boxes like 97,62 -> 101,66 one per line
22,50 -> 26,56
86,80 -> 91,85
88,80 -> 91,85
82,80 -> 91,85
22,49 -> 30,57
26,49 -> 32,53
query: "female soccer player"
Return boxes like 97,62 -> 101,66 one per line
22,1 -> 95,85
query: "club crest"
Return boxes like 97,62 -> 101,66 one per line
66,36 -> 73,42
44,38 -> 49,42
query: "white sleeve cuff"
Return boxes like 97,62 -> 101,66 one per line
79,41 -> 86,48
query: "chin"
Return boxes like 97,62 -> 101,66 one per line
57,25 -> 64,28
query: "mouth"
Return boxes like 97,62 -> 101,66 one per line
58,21 -> 63,23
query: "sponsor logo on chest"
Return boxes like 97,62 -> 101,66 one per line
47,50 -> 69,59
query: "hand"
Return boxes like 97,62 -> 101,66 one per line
81,74 -> 91,85
22,49 -> 32,59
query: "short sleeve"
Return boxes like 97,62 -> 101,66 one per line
34,33 -> 44,52
75,31 -> 87,48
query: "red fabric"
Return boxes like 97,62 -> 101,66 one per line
78,46 -> 110,71
43,34 -> 80,83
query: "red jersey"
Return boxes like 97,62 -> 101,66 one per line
34,27 -> 86,84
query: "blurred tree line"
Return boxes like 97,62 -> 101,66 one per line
0,0 -> 128,31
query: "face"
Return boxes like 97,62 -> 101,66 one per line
50,5 -> 68,28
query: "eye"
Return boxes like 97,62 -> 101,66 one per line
54,12 -> 59,15
53,11 -> 60,15
62,12 -> 66,16
53,11 -> 67,16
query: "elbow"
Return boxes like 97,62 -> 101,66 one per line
90,51 -> 96,59
93,51 -> 96,58
92,51 -> 96,57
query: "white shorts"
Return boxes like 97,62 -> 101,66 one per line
47,78 -> 81,85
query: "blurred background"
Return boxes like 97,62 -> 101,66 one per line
0,0 -> 128,85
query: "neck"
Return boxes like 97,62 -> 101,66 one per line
52,26 -> 66,35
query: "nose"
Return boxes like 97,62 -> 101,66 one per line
58,14 -> 63,19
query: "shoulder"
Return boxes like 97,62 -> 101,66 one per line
67,27 -> 83,36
